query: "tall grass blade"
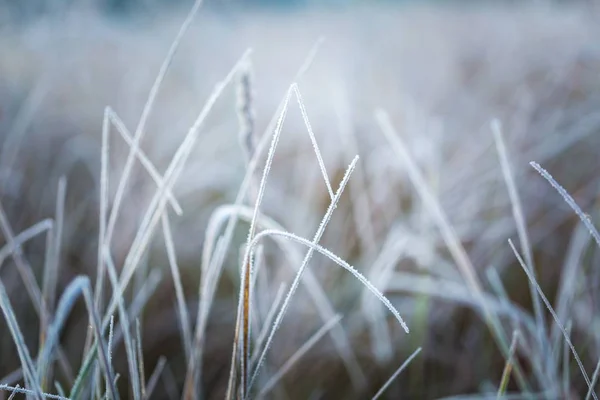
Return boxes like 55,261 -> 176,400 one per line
40,176 -> 66,390
492,121 -> 549,372
508,239 -> 596,399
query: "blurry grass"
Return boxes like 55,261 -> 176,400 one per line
1,1 -> 600,399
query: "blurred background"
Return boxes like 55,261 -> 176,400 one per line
1,0 -> 600,399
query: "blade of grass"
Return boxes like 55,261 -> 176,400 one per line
553,225 -> 589,356
372,347 -> 422,400
486,269 -> 546,386
144,357 -> 166,400
42,176 -> 66,316
251,283 -> 287,367
38,277 -> 97,379
106,108 -> 181,214
258,314 -> 343,397
70,266 -> 160,400
0,203 -> 47,321
40,176 -> 66,391
492,120 -> 549,373
74,253 -> 155,400
498,331 -> 520,399
70,277 -> 119,400
0,385 -> 67,400
235,83 -> 305,397
362,230 -> 408,363
86,107 -> 112,364
108,315 -> 114,367
54,382 -> 65,399
508,239 -> 596,399
237,59 -> 256,164
7,384 -> 19,400
0,280 -> 43,399
233,83 -> 297,399
294,36 -> 325,79
104,0 -> 204,246
161,213 -> 192,361
136,319 -> 146,399
292,84 -> 334,200
109,269 -> 163,355
105,315 -> 114,399
586,357 -> 600,400
530,162 -> 600,248
162,363 -> 179,400
0,219 -> 53,268
104,250 -> 142,400
563,322 -> 572,397
334,87 -> 377,260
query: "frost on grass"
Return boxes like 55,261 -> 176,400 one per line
227,81 -> 398,397
4,2 -> 600,399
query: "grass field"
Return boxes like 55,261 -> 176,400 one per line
1,1 -> 600,398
